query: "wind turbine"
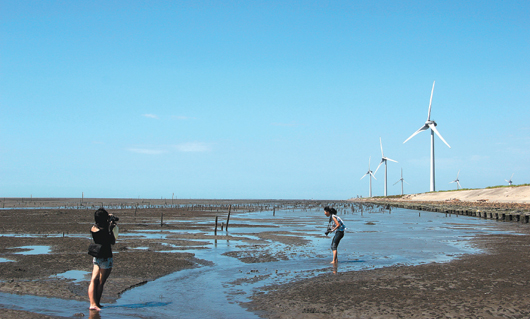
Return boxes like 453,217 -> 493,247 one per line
450,170 -> 462,190
360,156 -> 377,197
374,138 -> 397,196
393,168 -> 409,195
505,173 -> 514,186
403,81 -> 451,192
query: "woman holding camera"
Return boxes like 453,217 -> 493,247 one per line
324,206 -> 345,264
88,208 -> 116,311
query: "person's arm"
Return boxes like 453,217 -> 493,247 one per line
331,216 -> 340,232
107,224 -> 116,245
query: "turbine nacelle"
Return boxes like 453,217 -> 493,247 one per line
426,120 -> 437,126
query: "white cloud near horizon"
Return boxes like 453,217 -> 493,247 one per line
173,142 -> 211,152
143,114 -> 159,119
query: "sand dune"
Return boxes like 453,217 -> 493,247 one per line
398,185 -> 530,203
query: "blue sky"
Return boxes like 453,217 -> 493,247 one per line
1,1 -> 529,199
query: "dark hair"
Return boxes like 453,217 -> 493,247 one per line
94,208 -> 110,228
324,206 -> 337,215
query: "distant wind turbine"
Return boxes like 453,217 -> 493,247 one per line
505,173 -> 514,186
450,170 -> 462,190
374,138 -> 397,196
360,156 -> 377,197
393,168 -> 409,195
403,81 -> 451,192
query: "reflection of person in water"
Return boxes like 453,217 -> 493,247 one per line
89,309 -> 102,319
324,206 -> 345,264
88,208 -> 116,311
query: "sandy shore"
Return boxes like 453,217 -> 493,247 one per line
385,185 -> 530,204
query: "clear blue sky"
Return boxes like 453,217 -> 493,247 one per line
1,1 -> 529,199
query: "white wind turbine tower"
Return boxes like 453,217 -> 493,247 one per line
450,170 -> 462,190
374,138 -> 397,196
403,81 -> 451,192
360,156 -> 377,197
505,173 -> 514,186
393,168 -> 409,195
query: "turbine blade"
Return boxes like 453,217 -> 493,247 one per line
370,172 -> 377,180
404,180 -> 410,185
385,157 -> 398,163
380,137 -> 384,156
393,180 -> 400,186
457,181 -> 462,188
428,123 -> 451,148
427,81 -> 435,121
374,161 -> 383,175
361,173 -> 368,180
457,170 -> 460,178
403,124 -> 429,144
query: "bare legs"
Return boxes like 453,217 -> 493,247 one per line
88,264 -> 112,311
331,249 -> 338,264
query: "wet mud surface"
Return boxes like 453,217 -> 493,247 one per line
1,200 -> 530,318
0,202 -> 319,318
246,227 -> 530,318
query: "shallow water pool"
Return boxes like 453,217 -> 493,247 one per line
0,207 -> 519,318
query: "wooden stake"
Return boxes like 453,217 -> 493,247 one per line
226,205 -> 231,231
215,216 -> 218,235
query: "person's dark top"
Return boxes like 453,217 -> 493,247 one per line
91,227 -> 115,258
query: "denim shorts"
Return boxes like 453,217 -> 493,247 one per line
93,257 -> 113,269
331,231 -> 344,251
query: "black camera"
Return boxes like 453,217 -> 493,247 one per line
109,214 -> 119,222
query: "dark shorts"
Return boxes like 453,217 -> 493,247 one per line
331,231 -> 344,251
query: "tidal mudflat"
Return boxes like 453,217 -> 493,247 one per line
0,201 -> 528,318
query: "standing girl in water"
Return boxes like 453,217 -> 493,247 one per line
88,208 -> 117,311
324,206 -> 345,264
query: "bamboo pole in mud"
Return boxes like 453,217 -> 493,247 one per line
226,205 -> 232,231
215,216 -> 218,235
161,213 -> 164,226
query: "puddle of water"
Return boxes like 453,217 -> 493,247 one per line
11,246 -> 51,255
0,258 -> 14,263
0,207 -> 520,319
50,270 -> 91,283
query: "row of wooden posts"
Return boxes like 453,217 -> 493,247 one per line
214,205 -> 231,235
